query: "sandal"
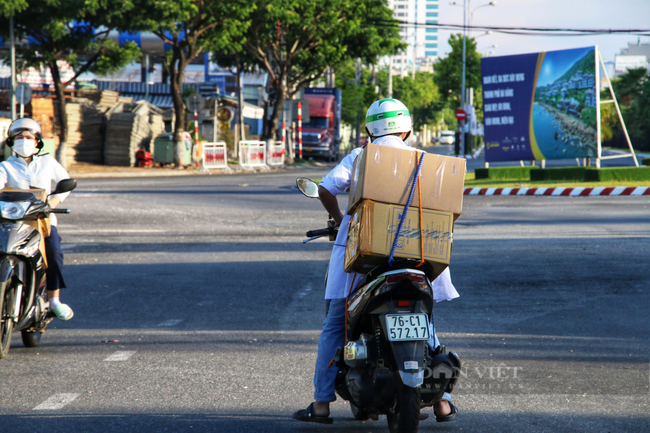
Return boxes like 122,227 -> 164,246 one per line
52,303 -> 74,321
435,401 -> 458,423
292,402 -> 333,424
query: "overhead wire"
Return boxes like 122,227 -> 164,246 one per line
366,19 -> 650,37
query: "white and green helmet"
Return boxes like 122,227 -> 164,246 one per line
365,98 -> 412,137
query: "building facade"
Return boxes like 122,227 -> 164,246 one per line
387,0 -> 439,70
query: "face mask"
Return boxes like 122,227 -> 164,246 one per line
13,139 -> 37,158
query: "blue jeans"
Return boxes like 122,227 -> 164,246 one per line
314,299 -> 347,403
44,226 -> 66,292
313,298 -> 451,403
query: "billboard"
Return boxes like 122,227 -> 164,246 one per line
482,47 -> 598,162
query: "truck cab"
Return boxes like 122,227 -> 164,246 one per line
302,88 -> 341,162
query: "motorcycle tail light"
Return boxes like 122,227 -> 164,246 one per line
397,301 -> 410,307
386,272 -> 426,287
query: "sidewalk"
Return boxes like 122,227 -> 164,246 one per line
67,159 -> 329,178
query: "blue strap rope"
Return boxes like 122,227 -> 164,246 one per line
388,152 -> 425,267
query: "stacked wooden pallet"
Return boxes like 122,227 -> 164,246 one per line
98,90 -> 119,108
65,100 -> 106,165
31,98 -> 55,138
104,101 -> 164,166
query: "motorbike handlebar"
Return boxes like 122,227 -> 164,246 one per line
306,228 -> 331,238
50,209 -> 70,214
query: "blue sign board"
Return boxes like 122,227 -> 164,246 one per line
482,47 -> 598,162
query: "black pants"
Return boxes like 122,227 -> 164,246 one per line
44,226 -> 66,292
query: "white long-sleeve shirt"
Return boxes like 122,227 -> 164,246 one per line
319,135 -> 459,301
0,154 -> 71,226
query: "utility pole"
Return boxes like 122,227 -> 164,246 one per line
460,0 -> 467,155
10,14 -> 16,121
388,57 -> 393,98
355,58 -> 361,147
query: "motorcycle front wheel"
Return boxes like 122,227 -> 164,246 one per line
0,282 -> 14,359
386,385 -> 421,433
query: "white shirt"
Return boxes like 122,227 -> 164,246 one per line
0,154 -> 71,226
319,136 -> 459,301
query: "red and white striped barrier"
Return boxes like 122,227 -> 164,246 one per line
464,186 -> 650,196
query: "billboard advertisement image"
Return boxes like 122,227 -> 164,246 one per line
482,47 -> 598,162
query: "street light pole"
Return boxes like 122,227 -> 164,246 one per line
450,0 -> 496,155
460,0 -> 467,155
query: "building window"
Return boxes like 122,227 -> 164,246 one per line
425,35 -> 438,41
425,20 -> 438,25
426,12 -> 438,17
426,43 -> 438,49
426,4 -> 439,9
425,51 -> 437,57
426,28 -> 438,33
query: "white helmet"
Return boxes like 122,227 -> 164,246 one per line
365,98 -> 412,138
7,117 -> 44,149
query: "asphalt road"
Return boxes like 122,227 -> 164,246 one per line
0,166 -> 648,433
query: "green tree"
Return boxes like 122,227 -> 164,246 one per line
239,0 -> 403,139
128,0 -> 252,166
0,0 -> 141,168
392,72 -> 441,130
0,0 -> 27,16
604,69 -> 650,142
433,34 -> 482,108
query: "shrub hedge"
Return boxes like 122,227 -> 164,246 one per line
529,167 -> 594,181
475,166 -> 539,180
583,167 -> 650,182
642,158 -> 650,166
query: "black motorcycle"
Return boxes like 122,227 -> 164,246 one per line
0,179 -> 77,359
297,178 -> 460,433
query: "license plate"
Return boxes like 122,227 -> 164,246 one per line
386,314 -> 430,341
305,148 -> 313,152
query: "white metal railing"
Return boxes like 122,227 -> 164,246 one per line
238,140 -> 268,169
267,143 -> 285,166
202,142 -> 229,170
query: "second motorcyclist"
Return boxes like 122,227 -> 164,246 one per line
293,98 -> 459,424
0,118 -> 74,321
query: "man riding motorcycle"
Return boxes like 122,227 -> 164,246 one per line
293,99 -> 459,424
0,117 -> 74,321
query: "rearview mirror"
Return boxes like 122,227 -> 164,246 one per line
296,178 -> 319,198
50,178 -> 77,196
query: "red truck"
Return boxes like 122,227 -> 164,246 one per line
302,88 -> 342,162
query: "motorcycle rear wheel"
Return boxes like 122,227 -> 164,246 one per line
386,385 -> 421,433
0,283 -> 13,359
350,401 -> 370,421
21,330 -> 42,348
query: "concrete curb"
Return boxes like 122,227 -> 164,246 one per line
67,162 -> 327,178
464,186 -> 650,196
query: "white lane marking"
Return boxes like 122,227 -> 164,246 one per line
104,350 -> 137,362
33,393 -> 79,410
157,319 -> 184,327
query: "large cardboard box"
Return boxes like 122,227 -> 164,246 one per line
348,143 -> 466,217
344,200 -> 453,279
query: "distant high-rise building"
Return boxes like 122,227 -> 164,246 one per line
387,0 -> 439,71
